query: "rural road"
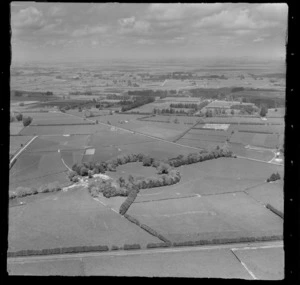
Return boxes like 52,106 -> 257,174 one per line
7,240 -> 283,278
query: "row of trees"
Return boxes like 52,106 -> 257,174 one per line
169,103 -> 198,109
231,104 -> 257,115
167,145 -> 233,168
9,181 -> 61,200
121,97 -> 155,112
156,108 -> 194,115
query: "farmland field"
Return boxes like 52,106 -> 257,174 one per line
25,112 -> 90,125
9,151 -> 69,191
10,135 -> 34,155
177,138 -> 224,149
128,192 -> 283,243
245,181 -> 284,213
9,57 -> 286,279
8,188 -> 160,252
233,247 -> 284,280
230,132 -> 280,148
135,157 -> 283,203
10,122 -> 24,135
90,139 -> 198,162
19,124 -> 101,135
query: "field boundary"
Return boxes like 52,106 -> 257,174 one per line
7,234 -> 283,258
31,123 -> 95,126
9,135 -> 38,169
172,119 -> 203,143
124,213 -> 171,244
266,204 -> 284,219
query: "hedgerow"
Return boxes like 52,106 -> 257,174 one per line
119,189 -> 139,215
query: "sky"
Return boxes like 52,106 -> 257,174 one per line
10,2 -> 288,63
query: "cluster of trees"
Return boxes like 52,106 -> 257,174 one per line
10,112 -> 23,122
259,106 -> 268,117
170,103 -> 198,109
205,109 -> 213,117
71,153 -> 175,177
267,172 -> 281,182
211,108 -> 227,116
23,116 -> 33,127
231,104 -> 256,115
231,87 -> 245,93
121,97 -> 155,112
128,90 -> 169,97
9,182 -> 61,200
167,146 -> 233,168
106,94 -> 130,100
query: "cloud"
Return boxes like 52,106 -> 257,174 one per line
118,17 -> 150,35
137,39 -> 155,45
195,8 -> 280,30
253,37 -> 265,42
71,25 -> 108,37
147,3 -> 224,21
47,5 -> 66,17
12,6 -> 46,30
118,16 -> 136,28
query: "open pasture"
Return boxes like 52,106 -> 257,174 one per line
135,157 -> 283,203
233,247 -> 284,280
266,108 -> 285,118
19,124 -> 102,136
128,192 -> 283,243
87,130 -> 152,148
229,143 -> 275,161
245,181 -> 283,214
231,124 -> 282,134
202,116 -> 270,124
206,100 -> 241,109
10,122 -> 24,135
9,151 -> 69,191
176,138 -> 221,149
25,135 -> 89,153
8,188 -> 160,252
230,132 -> 280,148
26,112 -> 89,125
10,135 -> 34,155
90,139 -> 197,162
133,125 -> 183,140
182,133 -> 227,143
126,102 -> 171,113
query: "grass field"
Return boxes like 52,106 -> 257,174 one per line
229,144 -> 275,161
245,181 -> 283,213
90,139 -> 197,162
19,125 -> 101,135
233,247 -> 284,280
230,132 -> 280,148
135,157 -> 283,203
7,247 -> 255,278
8,188 -> 160,252
9,151 -> 69,191
176,138 -> 224,149
10,122 -> 24,135
266,108 -> 285,118
25,112 -> 89,125
10,136 -> 34,155
128,192 -> 283,243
